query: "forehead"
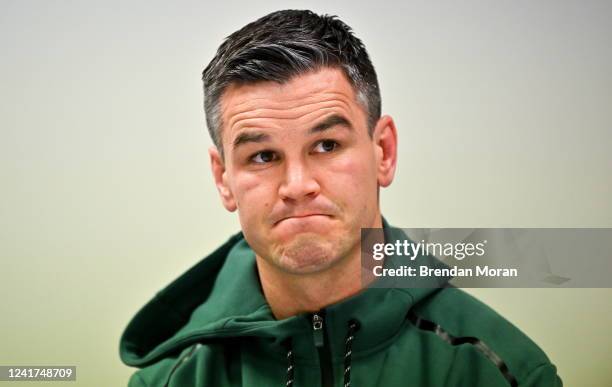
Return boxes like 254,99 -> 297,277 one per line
219,67 -> 365,141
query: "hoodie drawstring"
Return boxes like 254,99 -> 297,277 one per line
284,320 -> 360,387
343,320 -> 360,387
285,340 -> 295,387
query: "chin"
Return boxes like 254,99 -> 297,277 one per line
276,233 -> 340,274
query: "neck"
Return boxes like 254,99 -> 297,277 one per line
256,215 -> 383,320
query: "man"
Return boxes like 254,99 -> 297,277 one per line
120,10 -> 562,386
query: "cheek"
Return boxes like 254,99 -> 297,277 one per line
233,172 -> 276,217
330,148 -> 377,185
323,150 -> 378,205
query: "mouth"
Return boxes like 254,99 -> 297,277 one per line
274,213 -> 330,225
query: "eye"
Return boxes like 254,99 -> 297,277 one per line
313,139 -> 339,153
250,150 -> 278,164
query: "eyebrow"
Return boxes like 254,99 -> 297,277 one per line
232,131 -> 270,149
232,114 -> 353,150
309,114 -> 353,134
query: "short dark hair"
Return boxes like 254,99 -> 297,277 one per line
202,9 -> 381,155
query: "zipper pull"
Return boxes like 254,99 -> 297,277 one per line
312,313 -> 324,348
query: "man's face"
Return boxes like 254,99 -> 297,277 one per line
210,67 -> 396,274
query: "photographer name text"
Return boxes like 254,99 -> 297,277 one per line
372,265 -> 518,278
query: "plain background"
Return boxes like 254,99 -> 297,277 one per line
1,0 -> 611,386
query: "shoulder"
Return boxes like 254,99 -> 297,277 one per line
409,287 -> 560,386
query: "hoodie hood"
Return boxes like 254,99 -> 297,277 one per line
120,220 -> 449,368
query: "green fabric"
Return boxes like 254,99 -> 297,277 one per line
120,223 -> 562,386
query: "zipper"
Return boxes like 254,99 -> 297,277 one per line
312,311 -> 334,387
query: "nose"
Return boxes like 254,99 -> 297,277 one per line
278,158 -> 320,201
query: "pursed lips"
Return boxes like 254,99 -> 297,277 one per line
273,213 -> 330,225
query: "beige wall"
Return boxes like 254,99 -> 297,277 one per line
1,0 -> 610,386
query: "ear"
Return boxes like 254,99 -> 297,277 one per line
372,115 -> 398,187
209,146 -> 237,212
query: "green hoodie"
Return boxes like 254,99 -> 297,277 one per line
120,223 -> 562,386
